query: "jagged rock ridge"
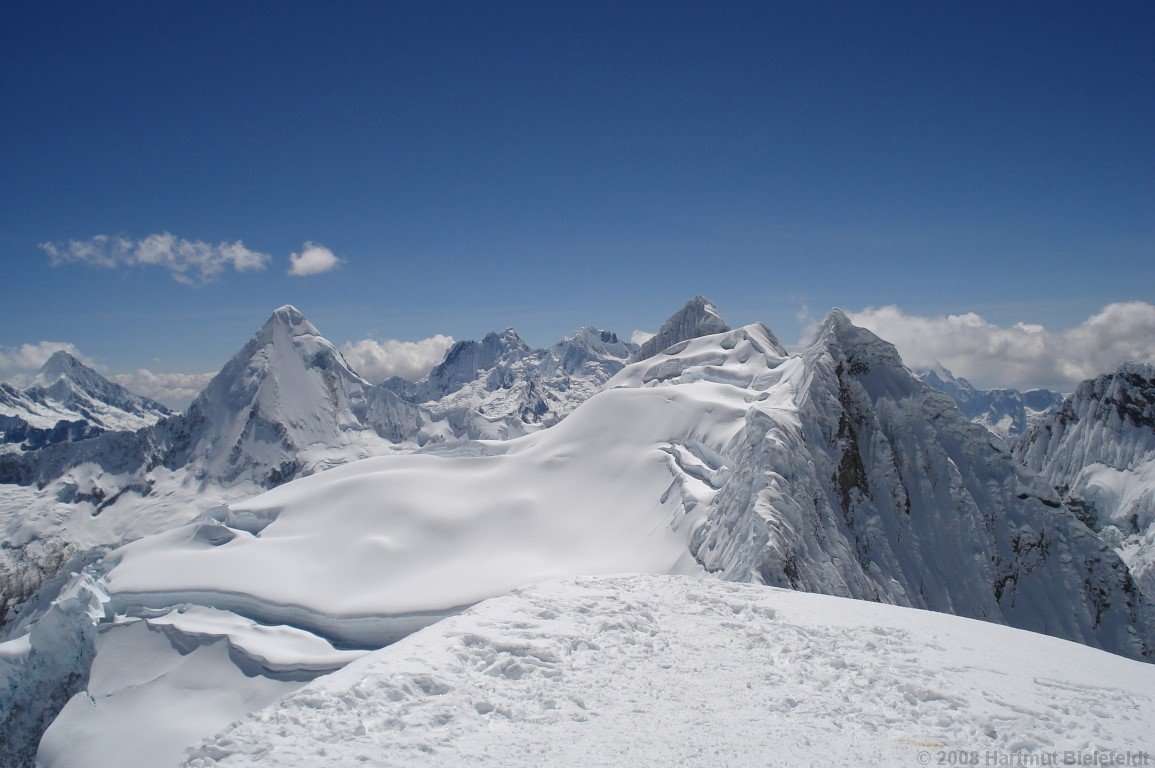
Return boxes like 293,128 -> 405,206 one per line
1016,363 -> 1155,596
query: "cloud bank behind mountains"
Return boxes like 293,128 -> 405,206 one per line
846,301 -> 1155,392
340,335 -> 456,383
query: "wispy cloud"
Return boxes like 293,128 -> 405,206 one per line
630,330 -> 655,346
340,335 -> 455,383
40,233 -> 270,285
288,242 -> 343,276
846,301 -> 1155,391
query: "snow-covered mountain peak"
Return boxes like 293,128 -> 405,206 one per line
914,363 -> 1063,442
805,309 -> 913,405
548,327 -> 635,375
813,308 -> 906,374
30,351 -> 85,387
156,306 -> 398,485
635,296 -> 731,361
611,322 -> 790,393
1016,363 -> 1155,596
1,349 -> 172,453
255,304 -> 321,343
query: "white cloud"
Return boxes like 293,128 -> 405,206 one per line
40,233 -> 270,285
846,301 -> 1155,391
111,369 -> 216,410
288,242 -> 343,276
630,330 -> 655,346
340,335 -> 455,383
0,341 -> 94,386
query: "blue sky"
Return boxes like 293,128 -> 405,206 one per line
1,2 -> 1152,401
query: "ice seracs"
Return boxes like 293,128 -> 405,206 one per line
1017,362 -> 1155,596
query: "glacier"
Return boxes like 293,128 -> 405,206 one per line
3,308 -> 1150,767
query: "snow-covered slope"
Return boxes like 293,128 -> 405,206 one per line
0,351 -> 171,453
914,363 -> 1062,441
0,307 -> 434,629
634,295 -> 729,361
686,311 -> 1148,657
5,312 -> 1151,765
51,313 -> 1153,657
181,575 -> 1155,768
385,326 -> 637,439
1016,363 -> 1155,596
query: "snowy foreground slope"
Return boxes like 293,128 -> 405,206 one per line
1017,363 -> 1155,596
184,576 -> 1155,768
3,311 -> 1152,766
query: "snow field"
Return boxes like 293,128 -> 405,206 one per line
185,575 -> 1155,768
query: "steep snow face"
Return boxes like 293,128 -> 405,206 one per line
692,310 -> 1151,658
167,305 -> 386,484
0,352 -> 171,452
634,295 -> 729,361
184,576 -> 1155,768
914,363 -> 1062,441
1017,364 -> 1155,596
7,315 -> 1154,766
93,316 -> 1151,658
386,327 -> 637,439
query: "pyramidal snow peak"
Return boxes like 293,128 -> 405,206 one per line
1,351 -> 171,454
1,303 -> 1153,768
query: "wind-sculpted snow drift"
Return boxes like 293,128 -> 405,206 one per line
1017,363 -> 1155,596
3,309 -> 1151,767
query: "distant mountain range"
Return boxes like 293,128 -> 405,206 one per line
913,363 -> 1063,441
1,297 -> 1153,767
1,351 -> 171,453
